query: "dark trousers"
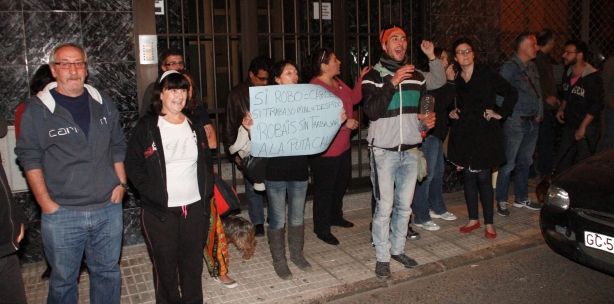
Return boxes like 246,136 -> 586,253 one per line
537,109 -> 558,176
463,169 -> 494,224
554,124 -> 598,174
310,150 -> 351,235
0,253 -> 27,304
141,201 -> 209,304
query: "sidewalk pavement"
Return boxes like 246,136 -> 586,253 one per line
22,184 -> 544,304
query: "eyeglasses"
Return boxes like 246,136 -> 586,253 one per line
455,49 -> 473,55
164,61 -> 184,67
54,61 -> 87,69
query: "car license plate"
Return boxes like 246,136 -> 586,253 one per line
585,231 -> 614,254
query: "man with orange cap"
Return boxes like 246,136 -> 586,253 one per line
362,25 -> 444,279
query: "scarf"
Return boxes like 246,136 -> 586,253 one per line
379,53 -> 407,73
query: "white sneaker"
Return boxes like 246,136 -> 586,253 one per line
430,211 -> 457,221
213,276 -> 238,289
414,220 -> 440,231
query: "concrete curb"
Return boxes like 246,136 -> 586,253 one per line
284,231 -> 544,304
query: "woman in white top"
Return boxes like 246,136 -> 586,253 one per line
126,70 -> 214,303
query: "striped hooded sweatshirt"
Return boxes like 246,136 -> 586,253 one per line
362,59 -> 445,149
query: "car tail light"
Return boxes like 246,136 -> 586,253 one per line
546,185 -> 570,210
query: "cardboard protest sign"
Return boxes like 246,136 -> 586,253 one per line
249,84 -> 343,157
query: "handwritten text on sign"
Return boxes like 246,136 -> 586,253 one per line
249,84 -> 343,157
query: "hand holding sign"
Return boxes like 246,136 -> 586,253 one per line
249,84 -> 344,157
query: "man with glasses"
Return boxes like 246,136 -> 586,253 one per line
554,39 -> 603,171
362,25 -> 442,279
495,32 -> 543,216
223,55 -> 272,237
16,43 -> 127,304
139,49 -> 185,117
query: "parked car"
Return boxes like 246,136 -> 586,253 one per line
540,149 -> 614,276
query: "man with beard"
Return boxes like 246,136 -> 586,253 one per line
555,39 -> 603,171
362,25 -> 442,279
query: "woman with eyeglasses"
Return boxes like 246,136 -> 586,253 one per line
308,48 -> 369,245
447,38 -> 517,239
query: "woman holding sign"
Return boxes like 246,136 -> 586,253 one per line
309,48 -> 370,245
262,60 -> 312,280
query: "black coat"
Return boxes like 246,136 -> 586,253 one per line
125,114 -> 214,220
448,64 -> 517,170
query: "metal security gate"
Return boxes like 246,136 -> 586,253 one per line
153,0 -> 420,188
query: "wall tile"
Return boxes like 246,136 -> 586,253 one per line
22,0 -> 79,11
122,207 -> 144,246
119,111 -> 139,139
0,1 -> 21,11
19,220 -> 44,263
0,13 -> 25,65
81,12 -> 135,62
0,65 -> 28,120
80,0 -> 132,12
24,12 -> 81,66
87,62 -> 137,112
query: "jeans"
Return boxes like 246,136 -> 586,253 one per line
370,147 -> 418,262
310,150 -> 351,235
265,180 -> 308,229
464,169 -> 494,224
537,109 -> 558,176
496,115 -> 539,203
554,123 -> 598,173
42,202 -> 123,304
412,135 -> 447,224
244,177 -> 266,225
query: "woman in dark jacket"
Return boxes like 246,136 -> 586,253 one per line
447,38 -> 517,239
126,71 -> 214,303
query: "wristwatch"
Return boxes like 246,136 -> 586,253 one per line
119,183 -> 128,190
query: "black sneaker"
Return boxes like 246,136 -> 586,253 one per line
497,202 -> 510,217
391,253 -> 418,268
332,218 -> 354,228
255,224 -> 265,237
513,200 -> 541,211
375,261 -> 391,279
316,232 -> 340,245
407,226 -> 421,240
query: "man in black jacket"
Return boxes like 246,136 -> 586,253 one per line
223,56 -> 272,236
0,118 -> 27,304
555,39 -> 603,172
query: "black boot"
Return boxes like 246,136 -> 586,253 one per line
267,227 -> 292,280
288,225 -> 312,270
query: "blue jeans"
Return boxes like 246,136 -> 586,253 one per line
496,115 -> 539,203
412,135 -> 447,224
265,180 -> 308,229
244,177 -> 266,225
42,202 -> 123,304
370,147 -> 418,262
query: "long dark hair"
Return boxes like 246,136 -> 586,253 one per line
151,72 -> 190,115
269,59 -> 298,84
181,71 -> 201,114
307,47 -> 334,80
29,64 -> 54,95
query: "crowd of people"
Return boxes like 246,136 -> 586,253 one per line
1,23 -> 612,302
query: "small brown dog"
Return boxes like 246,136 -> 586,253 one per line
222,216 -> 256,260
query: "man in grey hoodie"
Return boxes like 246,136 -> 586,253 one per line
15,43 -> 127,304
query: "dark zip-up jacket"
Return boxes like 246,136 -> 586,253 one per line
0,119 -> 25,257
561,63 -> 603,128
125,114 -> 214,220
15,82 -> 126,209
